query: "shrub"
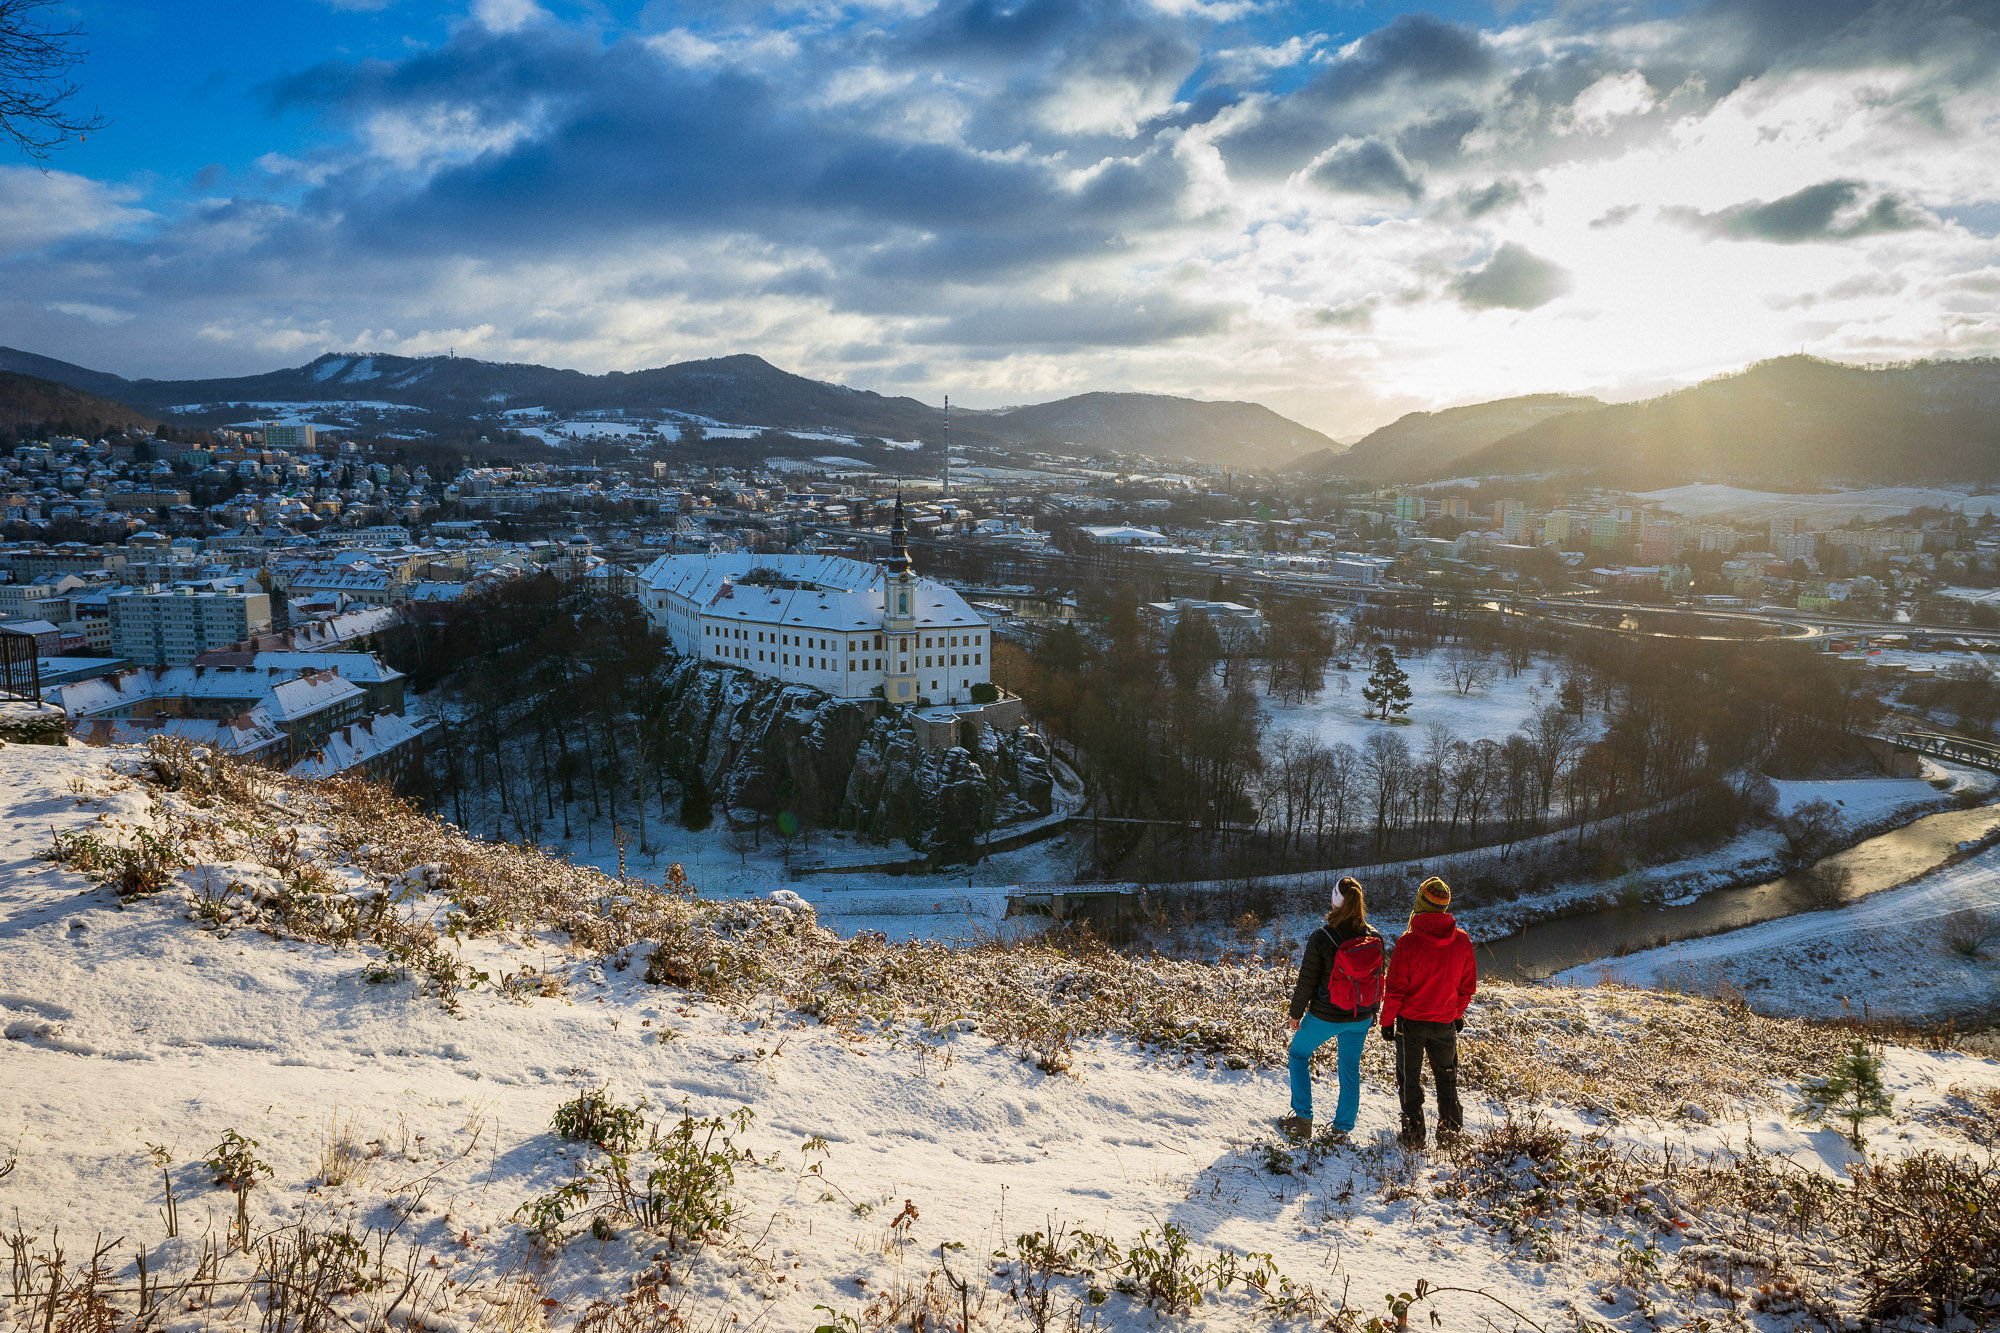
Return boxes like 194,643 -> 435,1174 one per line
970,682 -> 999,704
553,1087 -> 647,1153
1794,861 -> 1854,912
204,1130 -> 271,1192
1840,1151 -> 2000,1323
41,827 -> 187,897
516,1106 -> 751,1249
1941,908 -> 2000,959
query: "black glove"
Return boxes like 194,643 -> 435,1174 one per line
1454,1017 -> 1465,1033
1378,1024 -> 1394,1044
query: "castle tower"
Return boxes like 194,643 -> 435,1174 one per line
882,493 -> 920,704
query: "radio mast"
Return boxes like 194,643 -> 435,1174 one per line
941,394 -> 950,497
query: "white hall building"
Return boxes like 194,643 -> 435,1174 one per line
636,503 -> 992,706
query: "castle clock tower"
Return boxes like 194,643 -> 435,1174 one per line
883,495 -> 921,704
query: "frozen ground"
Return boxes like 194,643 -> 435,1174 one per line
6,742 -> 2000,1333
445,765 -> 1085,944
1564,839 -> 2000,1023
1639,483 -> 2000,525
1261,652 -> 1581,752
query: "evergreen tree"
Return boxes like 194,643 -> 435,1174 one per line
1796,1039 -> 1893,1149
678,764 -> 713,832
1361,646 -> 1413,721
1166,607 -> 1221,690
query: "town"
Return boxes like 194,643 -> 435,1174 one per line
4,0 -> 1999,1327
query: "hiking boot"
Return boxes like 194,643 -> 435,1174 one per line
1398,1126 -> 1426,1151
1317,1129 -> 1351,1147
1436,1125 -> 1463,1147
1277,1115 -> 1313,1144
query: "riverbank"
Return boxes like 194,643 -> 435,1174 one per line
1562,840 -> 2000,1032
1459,763 -> 1997,941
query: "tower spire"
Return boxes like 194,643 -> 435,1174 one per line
888,489 -> 911,575
941,394 -> 950,497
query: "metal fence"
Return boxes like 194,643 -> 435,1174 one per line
0,631 -> 41,702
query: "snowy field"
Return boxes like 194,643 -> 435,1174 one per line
446,762 -> 1086,944
1640,483 -> 2000,525
1565,839 -> 2000,1022
1262,651 -> 1580,751
6,742 -> 2000,1332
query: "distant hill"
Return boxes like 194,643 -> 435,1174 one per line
0,349 -> 948,442
1304,394 -> 1602,481
0,370 -> 156,436
1461,356 -> 2000,488
981,391 -> 1333,466
0,349 -> 1330,465
0,348 -> 137,400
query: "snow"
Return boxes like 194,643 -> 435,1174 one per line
1564,840 -> 2000,1021
7,741 -> 2000,1333
311,357 -> 349,382
1639,483 -> 2000,525
1262,652 -> 1577,751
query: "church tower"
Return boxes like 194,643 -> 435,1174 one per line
882,494 -> 920,704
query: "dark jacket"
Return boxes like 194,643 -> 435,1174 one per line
1289,919 -> 1385,1024
1380,910 -> 1477,1030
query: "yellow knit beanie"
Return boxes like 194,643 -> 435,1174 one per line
1415,877 -> 1451,912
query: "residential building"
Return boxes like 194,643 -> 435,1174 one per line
108,587 -> 273,666
263,423 -> 316,451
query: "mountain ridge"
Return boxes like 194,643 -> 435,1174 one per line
0,348 -> 1325,465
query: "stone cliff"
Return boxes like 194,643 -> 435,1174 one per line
655,659 -> 1053,862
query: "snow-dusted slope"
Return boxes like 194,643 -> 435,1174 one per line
3,742 -> 1997,1331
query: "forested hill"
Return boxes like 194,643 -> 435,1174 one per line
0,370 -> 157,436
1458,357 -> 2000,488
980,391 -> 1335,465
1297,393 -> 1601,481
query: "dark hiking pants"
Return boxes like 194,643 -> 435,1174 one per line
1393,1019 -> 1461,1142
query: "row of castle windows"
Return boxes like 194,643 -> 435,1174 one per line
703,625 -> 982,653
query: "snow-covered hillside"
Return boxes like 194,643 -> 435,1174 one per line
3,741 -> 1997,1331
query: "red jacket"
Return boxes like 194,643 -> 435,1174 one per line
1380,911 -> 1477,1029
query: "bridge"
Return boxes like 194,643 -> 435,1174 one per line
1875,728 -> 2000,774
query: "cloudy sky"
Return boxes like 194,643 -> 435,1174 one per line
2,0 -> 1997,436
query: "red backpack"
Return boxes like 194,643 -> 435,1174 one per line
1326,932 -> 1386,1013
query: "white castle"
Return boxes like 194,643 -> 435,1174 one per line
636,500 -> 993,706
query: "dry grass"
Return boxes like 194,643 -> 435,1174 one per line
120,738 -> 1945,1123
316,1114 -> 369,1188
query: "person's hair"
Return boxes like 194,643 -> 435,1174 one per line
1326,876 -> 1367,933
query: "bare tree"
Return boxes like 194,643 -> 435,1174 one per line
1440,643 -> 1497,696
1,0 -> 108,161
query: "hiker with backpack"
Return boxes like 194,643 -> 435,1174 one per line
1279,877 -> 1386,1144
1380,876 -> 1478,1149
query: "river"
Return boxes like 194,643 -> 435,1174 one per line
1476,802 -> 2000,981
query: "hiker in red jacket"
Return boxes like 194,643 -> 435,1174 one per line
1379,876 -> 1477,1149
1278,877 -> 1385,1145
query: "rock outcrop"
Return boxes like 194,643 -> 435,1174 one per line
655,659 -> 1054,860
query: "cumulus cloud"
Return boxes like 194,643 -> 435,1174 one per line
1666,179 -> 1933,243
1310,139 -> 1424,200
0,167 -> 151,254
1,0 -> 1997,436
1450,244 -> 1574,310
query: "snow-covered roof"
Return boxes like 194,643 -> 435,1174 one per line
638,553 -> 987,632
71,708 -> 286,756
192,650 -> 404,685
289,710 -> 433,779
